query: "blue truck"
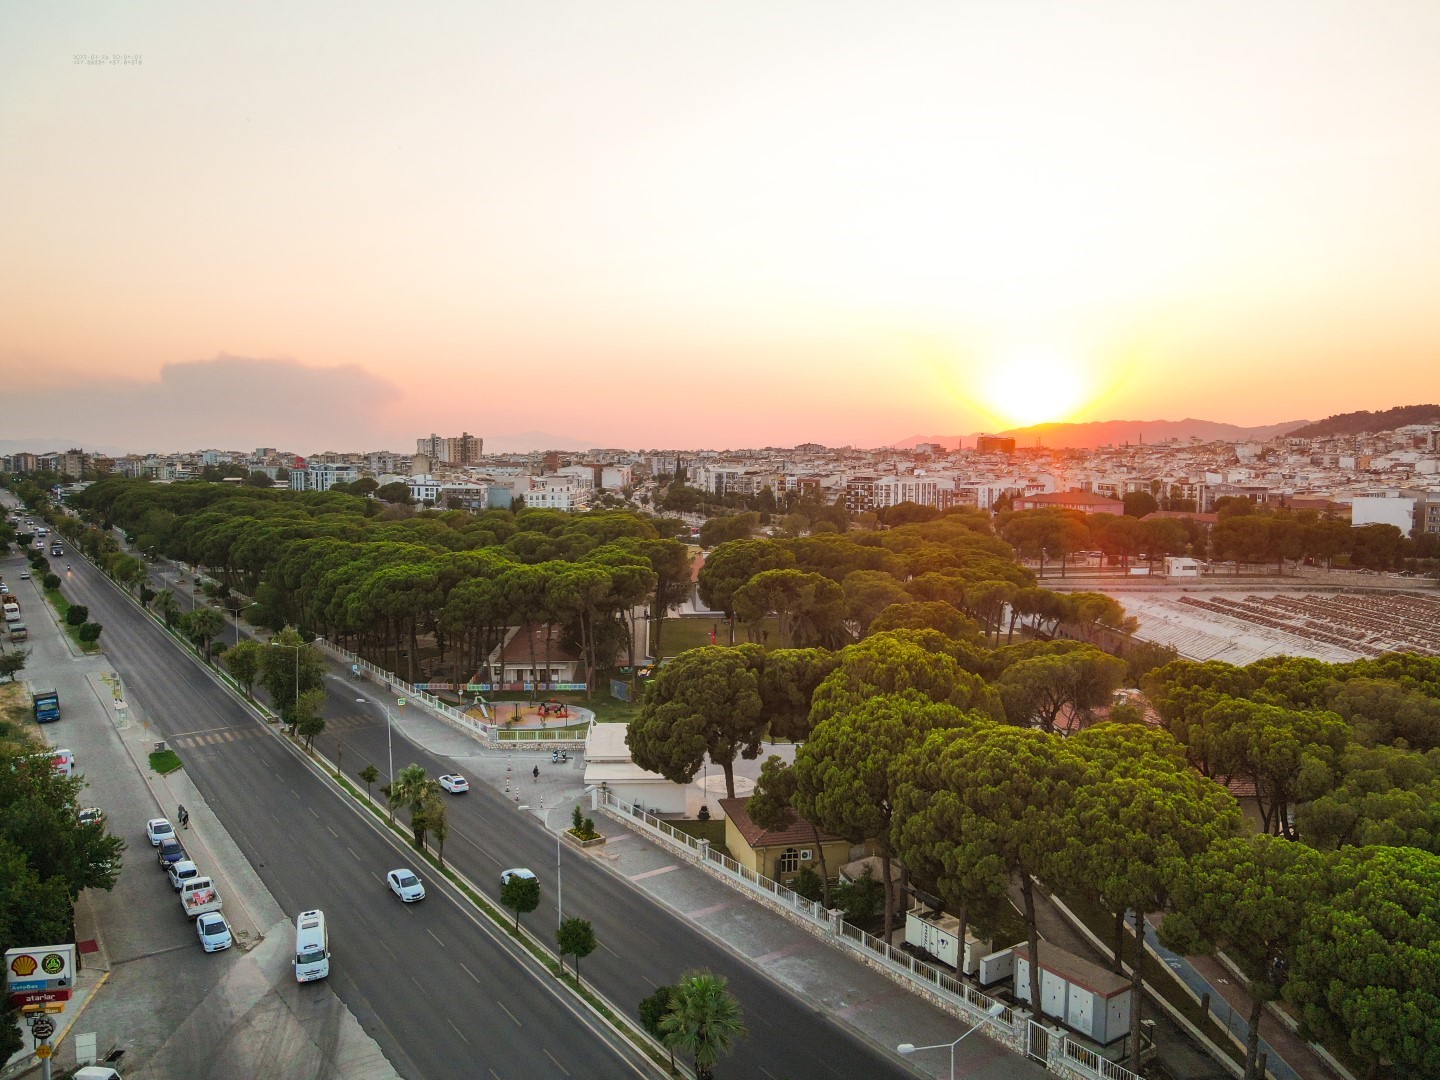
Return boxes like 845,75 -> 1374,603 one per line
32,689 -> 61,723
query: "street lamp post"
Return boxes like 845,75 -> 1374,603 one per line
897,1003 -> 1006,1080
356,697 -> 395,822
269,640 -> 301,725
540,803 -> 565,931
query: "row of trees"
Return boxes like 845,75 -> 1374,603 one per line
999,502 -> 1433,575
0,734 -> 125,1058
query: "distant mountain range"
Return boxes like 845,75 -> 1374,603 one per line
893,417 -> 1312,451
1284,404 -> 1440,440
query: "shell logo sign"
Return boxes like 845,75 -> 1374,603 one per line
9,955 -> 36,978
10,952 -> 66,978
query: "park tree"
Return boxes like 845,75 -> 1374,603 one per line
732,568 -> 845,648
628,537 -> 692,658
501,872 -> 541,931
296,689 -> 327,749
1324,676 -> 1440,751
628,645 -> 766,798
893,723 -> 1083,1014
1161,834 -> 1330,1080
1058,724 -> 1242,1072
996,644 -> 1127,733
840,570 -> 912,639
260,628 -> 327,726
793,696 -> 977,935
65,604 -> 89,626
180,606 -> 226,665
153,589 -> 181,629
638,984 -> 678,1072
755,648 -> 835,741
221,639 -> 266,696
388,764 -> 438,849
1216,700 -> 1350,837
0,653 -> 27,682
375,481 -> 413,505
358,764 -> 379,804
1122,491 -> 1159,518
1293,744 -> 1440,851
556,917 -> 597,987
868,601 -> 982,643
1287,845 -> 1440,1079
696,540 -> 797,633
416,788 -> 449,864
659,971 -> 747,1080
748,755 -> 832,906
808,632 -> 1004,729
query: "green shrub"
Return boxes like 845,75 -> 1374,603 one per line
42,573 -> 60,591
66,605 -> 89,626
790,866 -> 825,902
78,623 -> 103,643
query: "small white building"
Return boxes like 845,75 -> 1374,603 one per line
1013,942 -> 1131,1045
583,723 -> 689,815
1164,557 -> 1201,578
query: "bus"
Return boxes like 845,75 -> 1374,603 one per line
294,909 -> 329,982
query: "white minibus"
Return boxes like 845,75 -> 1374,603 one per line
293,909 -> 329,982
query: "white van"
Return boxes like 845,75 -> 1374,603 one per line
293,909 -> 329,982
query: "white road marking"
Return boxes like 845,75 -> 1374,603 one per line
543,1048 -> 569,1075
496,999 -> 521,1027
427,928 -> 444,948
460,962 -> 482,985
447,1017 -> 470,1044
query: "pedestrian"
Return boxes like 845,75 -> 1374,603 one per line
533,765 -> 539,782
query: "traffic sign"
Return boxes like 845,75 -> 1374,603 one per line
30,1016 -> 54,1039
35,1044 -> 52,1059
9,989 -> 71,1007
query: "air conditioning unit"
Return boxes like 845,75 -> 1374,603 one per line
799,850 -> 813,861
154,741 -> 167,754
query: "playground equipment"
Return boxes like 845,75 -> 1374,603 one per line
537,700 -> 569,719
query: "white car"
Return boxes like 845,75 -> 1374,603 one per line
18,571 -> 29,580
438,774 -> 469,794
78,807 -> 105,826
196,912 -> 233,952
167,859 -> 201,891
146,818 -> 175,846
500,868 -> 537,887
387,869 -> 426,902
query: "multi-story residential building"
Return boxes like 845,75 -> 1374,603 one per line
289,462 -> 361,492
416,432 -> 482,465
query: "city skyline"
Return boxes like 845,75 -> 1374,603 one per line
5,2 -> 1440,450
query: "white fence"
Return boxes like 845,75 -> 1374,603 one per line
312,637 -> 590,752
598,788 -> 1143,1080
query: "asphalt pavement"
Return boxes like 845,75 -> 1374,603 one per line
51,550 -> 657,1080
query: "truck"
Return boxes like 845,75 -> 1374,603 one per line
181,876 -> 223,919
32,688 -> 61,723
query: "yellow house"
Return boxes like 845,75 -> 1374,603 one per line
719,797 -> 853,888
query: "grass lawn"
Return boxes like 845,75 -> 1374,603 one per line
652,616 -> 781,657
669,819 -> 730,858
44,588 -> 101,654
149,748 -> 182,775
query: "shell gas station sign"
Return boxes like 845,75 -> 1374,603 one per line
6,946 -> 75,1009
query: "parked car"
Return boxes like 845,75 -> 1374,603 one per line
196,912 -> 233,953
18,571 -> 29,580
167,859 -> 201,891
500,868 -> 536,887
78,807 -> 105,826
438,774 -> 469,794
146,818 -> 175,846
386,869 -> 426,903
157,837 -> 187,869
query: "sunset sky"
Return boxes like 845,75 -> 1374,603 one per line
4,2 -> 1440,453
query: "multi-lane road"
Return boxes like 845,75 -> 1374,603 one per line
62,549 -> 921,1079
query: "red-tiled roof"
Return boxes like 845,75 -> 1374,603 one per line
719,797 -> 846,849
497,624 -> 582,663
1018,490 -> 1124,509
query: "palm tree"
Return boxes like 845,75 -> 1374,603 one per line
154,589 -> 180,629
388,764 -> 438,848
659,972 -> 746,1080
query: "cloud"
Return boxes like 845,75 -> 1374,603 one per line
2,355 -> 405,454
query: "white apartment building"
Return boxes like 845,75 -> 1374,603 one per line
526,476 -> 590,511
290,463 -> 361,492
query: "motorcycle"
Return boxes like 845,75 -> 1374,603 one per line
551,750 -> 569,764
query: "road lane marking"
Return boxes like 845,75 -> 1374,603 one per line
629,864 -> 680,881
327,826 -> 338,838
308,806 -> 320,818
347,846 -> 361,861
496,999 -> 521,1027
599,942 -> 620,958
410,975 -> 428,997
446,1017 -> 470,1045
543,1048 -> 569,1075
460,962 -> 481,985
426,928 -> 444,948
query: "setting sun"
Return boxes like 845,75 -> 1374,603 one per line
978,348 -> 1089,428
